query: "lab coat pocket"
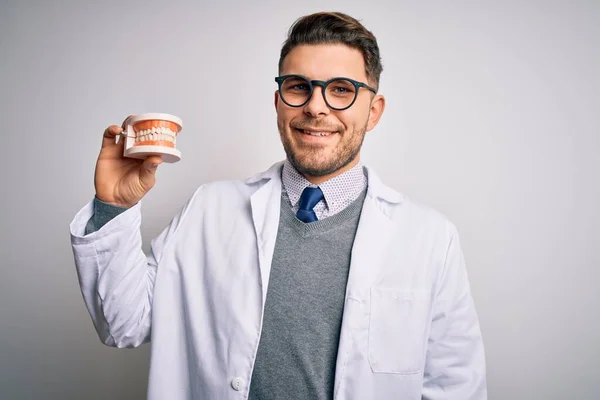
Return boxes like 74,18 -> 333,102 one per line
368,287 -> 431,374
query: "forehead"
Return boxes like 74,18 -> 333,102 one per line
280,43 -> 367,81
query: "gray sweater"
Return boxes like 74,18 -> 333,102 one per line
248,189 -> 365,399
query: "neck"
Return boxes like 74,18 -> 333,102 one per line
302,156 -> 361,185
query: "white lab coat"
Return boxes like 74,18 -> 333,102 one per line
70,161 -> 487,400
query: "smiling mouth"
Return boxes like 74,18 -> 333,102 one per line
295,128 -> 337,137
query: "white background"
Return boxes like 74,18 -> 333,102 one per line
1,0 -> 598,399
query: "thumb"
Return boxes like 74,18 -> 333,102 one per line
139,155 -> 163,188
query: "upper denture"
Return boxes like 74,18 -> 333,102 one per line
133,120 -> 181,133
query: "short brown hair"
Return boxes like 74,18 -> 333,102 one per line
278,12 -> 383,90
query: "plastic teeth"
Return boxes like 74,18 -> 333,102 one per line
135,127 -> 177,143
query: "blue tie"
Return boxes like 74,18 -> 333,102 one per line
296,186 -> 324,223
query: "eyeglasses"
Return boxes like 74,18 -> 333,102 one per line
275,75 -> 377,111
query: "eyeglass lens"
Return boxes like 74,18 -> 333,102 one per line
279,77 -> 357,109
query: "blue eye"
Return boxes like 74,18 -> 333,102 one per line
328,83 -> 355,97
292,84 -> 309,91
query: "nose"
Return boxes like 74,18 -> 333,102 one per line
303,85 -> 330,118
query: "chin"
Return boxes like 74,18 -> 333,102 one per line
289,151 -> 355,178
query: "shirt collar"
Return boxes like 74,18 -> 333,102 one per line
245,160 -> 405,205
281,158 -> 367,211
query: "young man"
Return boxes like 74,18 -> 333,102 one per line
70,11 -> 487,400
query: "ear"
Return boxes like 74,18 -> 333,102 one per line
366,94 -> 385,131
274,90 -> 280,110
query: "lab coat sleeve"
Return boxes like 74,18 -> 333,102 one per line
421,224 -> 488,400
69,193 -> 193,349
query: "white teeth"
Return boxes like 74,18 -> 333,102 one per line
135,127 -> 176,143
304,130 -> 331,136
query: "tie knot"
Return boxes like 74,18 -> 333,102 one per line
298,186 -> 324,212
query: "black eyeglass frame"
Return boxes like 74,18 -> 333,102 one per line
274,74 -> 377,111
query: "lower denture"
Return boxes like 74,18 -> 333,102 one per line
136,139 -> 174,147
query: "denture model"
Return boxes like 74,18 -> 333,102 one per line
122,113 -> 183,163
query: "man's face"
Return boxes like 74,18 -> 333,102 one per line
275,44 -> 385,182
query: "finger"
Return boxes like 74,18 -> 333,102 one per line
102,125 -> 124,148
143,155 -> 163,169
139,155 -> 163,188
112,115 -> 135,150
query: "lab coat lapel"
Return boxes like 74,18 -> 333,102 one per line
347,192 -> 397,296
346,165 -> 404,298
248,162 -> 284,305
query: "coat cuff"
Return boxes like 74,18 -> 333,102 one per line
83,197 -> 132,235
70,198 -> 141,247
